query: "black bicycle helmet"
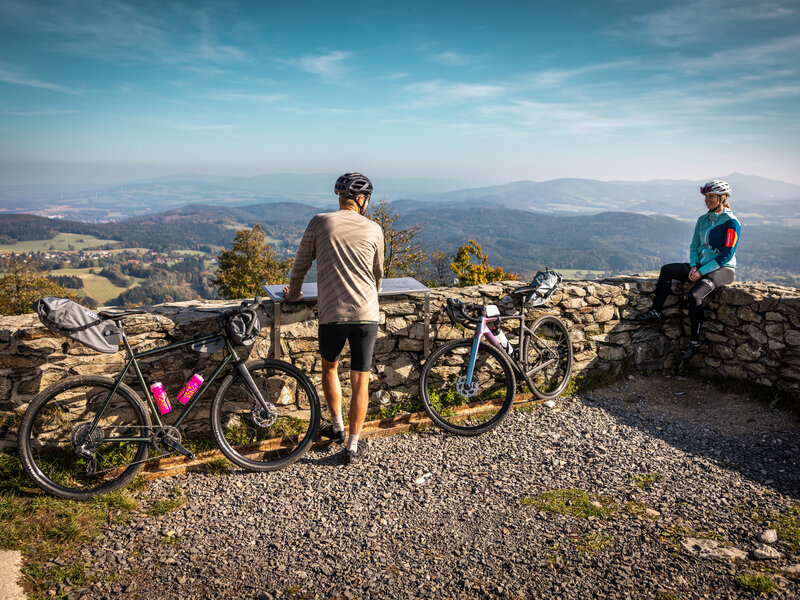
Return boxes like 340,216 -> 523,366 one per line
334,172 -> 373,199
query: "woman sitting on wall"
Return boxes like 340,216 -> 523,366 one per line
638,179 -> 741,360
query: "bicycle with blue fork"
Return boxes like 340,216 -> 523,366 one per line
419,282 -> 572,435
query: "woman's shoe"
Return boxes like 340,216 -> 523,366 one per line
678,341 -> 701,360
638,309 -> 662,324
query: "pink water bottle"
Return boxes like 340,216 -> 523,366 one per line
150,382 -> 172,415
177,374 -> 204,405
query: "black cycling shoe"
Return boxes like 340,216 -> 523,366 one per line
678,341 -> 701,360
345,440 -> 367,465
638,309 -> 662,324
318,423 -> 346,444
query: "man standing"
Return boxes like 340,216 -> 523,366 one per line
283,173 -> 384,464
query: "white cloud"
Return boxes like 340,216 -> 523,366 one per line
295,51 -> 352,81
401,80 -> 507,108
207,92 -> 288,103
632,0 -> 799,47
0,63 -> 78,94
432,51 -> 471,67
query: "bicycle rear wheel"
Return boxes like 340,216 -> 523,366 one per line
419,339 -> 516,435
522,316 -> 573,399
18,376 -> 151,500
211,359 -> 320,472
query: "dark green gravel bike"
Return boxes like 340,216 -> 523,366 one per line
18,298 -> 320,500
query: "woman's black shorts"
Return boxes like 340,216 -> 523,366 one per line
318,323 -> 379,372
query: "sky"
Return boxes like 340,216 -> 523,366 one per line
0,0 -> 799,186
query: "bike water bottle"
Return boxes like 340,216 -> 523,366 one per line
176,374 -> 204,405
150,382 -> 172,415
495,330 -> 511,352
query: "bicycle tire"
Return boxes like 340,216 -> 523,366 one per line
211,359 -> 320,472
18,376 -> 151,500
419,339 -> 516,436
522,315 -> 573,399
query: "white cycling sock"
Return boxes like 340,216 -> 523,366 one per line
332,416 -> 344,433
347,434 -> 360,453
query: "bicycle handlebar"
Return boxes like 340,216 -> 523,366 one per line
445,298 -> 484,327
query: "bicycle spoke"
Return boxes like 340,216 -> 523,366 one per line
420,340 -> 515,435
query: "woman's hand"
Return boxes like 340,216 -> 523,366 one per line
688,267 -> 701,282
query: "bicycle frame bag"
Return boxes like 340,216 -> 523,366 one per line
33,296 -> 122,353
525,268 -> 562,306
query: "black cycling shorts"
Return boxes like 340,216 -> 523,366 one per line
318,323 -> 379,372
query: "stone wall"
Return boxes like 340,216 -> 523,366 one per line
2,277 -> 798,450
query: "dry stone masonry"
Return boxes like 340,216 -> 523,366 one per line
1,276 -> 798,450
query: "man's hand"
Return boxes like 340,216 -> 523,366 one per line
688,267 -> 701,282
282,285 -> 302,301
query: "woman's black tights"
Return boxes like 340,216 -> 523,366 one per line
651,263 -> 735,341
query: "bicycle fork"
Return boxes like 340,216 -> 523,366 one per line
464,317 -> 501,388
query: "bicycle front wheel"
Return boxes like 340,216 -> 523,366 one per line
211,359 -> 320,472
522,316 -> 573,399
18,376 -> 151,500
419,339 -> 516,435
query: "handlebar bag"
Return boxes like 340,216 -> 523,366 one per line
33,296 -> 122,353
525,268 -> 562,307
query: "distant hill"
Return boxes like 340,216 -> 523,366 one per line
4,201 -> 798,286
408,173 -> 800,225
2,172 -> 797,225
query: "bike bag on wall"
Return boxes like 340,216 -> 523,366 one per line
525,268 -> 562,306
33,296 -> 122,353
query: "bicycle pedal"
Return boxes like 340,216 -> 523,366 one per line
162,436 -> 196,460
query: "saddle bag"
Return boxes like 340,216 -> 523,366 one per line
33,296 -> 122,353
525,268 -> 563,306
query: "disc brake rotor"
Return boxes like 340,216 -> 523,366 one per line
456,376 -> 479,398
251,402 -> 278,428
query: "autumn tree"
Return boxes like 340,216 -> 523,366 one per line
0,256 -> 79,316
451,239 -> 519,287
417,249 -> 455,287
368,198 -> 425,278
212,224 -> 294,300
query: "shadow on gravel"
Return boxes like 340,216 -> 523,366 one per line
583,376 -> 800,500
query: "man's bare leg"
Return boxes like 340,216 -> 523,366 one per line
321,358 -> 342,419
348,370 -> 370,436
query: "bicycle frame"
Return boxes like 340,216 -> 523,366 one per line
465,310 -> 557,388
87,321 -> 267,446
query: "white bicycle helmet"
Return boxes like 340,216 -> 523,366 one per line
700,180 -> 732,197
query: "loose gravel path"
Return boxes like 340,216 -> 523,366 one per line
68,374 -> 800,599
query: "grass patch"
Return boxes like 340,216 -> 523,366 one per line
158,535 -> 183,546
370,396 -> 424,420
521,488 -> 617,519
146,487 -> 185,516
632,472 -> 663,489
735,572 -> 775,594
202,458 -> 230,475
571,532 -> 611,556
0,453 -> 139,599
659,523 -> 693,549
625,501 -> 660,520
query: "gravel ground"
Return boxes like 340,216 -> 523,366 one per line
67,374 -> 800,599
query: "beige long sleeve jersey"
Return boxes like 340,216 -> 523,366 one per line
287,209 -> 384,325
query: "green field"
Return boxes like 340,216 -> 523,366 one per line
0,233 -> 118,253
50,267 -> 145,306
559,269 -> 608,280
